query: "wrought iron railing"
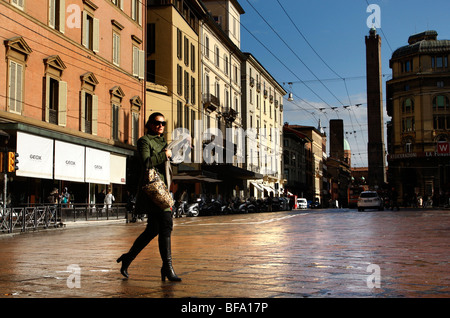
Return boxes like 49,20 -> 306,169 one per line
0,203 -> 128,234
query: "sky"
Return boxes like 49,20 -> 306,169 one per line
238,0 -> 450,167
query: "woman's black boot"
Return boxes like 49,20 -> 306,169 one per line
116,253 -> 133,279
159,236 -> 182,282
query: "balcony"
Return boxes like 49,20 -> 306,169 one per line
269,95 -> 274,103
203,93 -> 220,112
222,107 -> 238,123
256,83 -> 261,92
264,89 -> 268,99
250,77 -> 255,87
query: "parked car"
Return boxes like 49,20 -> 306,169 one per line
297,198 -> 307,209
357,191 -> 384,211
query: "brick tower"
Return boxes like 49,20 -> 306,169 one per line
365,28 -> 386,188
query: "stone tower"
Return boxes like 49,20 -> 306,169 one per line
365,28 -> 386,188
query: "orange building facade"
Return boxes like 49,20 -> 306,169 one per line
0,0 -> 145,205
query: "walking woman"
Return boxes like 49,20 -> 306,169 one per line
117,112 -> 181,282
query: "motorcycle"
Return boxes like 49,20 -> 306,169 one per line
198,197 -> 222,215
222,198 -> 247,214
174,200 -> 200,218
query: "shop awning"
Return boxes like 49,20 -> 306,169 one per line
110,154 -> 127,184
250,182 -> 264,192
54,140 -> 85,182
85,147 -> 110,185
16,132 -> 54,179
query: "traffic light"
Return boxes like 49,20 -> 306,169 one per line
7,152 -> 19,172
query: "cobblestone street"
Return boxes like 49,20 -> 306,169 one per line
0,208 -> 449,300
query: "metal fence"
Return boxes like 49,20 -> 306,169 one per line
0,203 -> 128,234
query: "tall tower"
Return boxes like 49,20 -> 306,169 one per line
365,27 -> 386,188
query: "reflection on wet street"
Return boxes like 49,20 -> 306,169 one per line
0,208 -> 449,298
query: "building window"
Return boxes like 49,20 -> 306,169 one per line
191,76 -> 196,105
184,36 -> 189,66
110,86 -> 124,141
132,111 -> 139,145
402,60 -> 413,73
177,100 -> 183,128
432,56 -> 448,69
113,32 -> 120,66
433,115 -> 449,130
402,117 -> 415,132
5,37 -> 32,115
224,55 -> 229,75
184,70 -> 190,102
82,11 -> 99,52
131,0 -> 142,25
177,29 -> 182,60
8,60 -> 24,115
80,72 -> 99,135
177,64 -> 182,95
133,45 -> 144,79
130,96 -> 142,146
44,55 -> 67,126
191,43 -> 195,72
49,0 -> 65,33
433,95 -> 449,110
11,0 -> 24,10
205,35 -> 209,59
112,104 -> 120,140
214,46 -> 220,67
402,98 -> 414,113
83,92 -> 94,134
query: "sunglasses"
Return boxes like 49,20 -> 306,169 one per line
152,120 -> 166,127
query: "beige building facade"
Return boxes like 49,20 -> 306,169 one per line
387,30 -> 450,206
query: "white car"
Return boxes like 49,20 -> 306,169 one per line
297,198 -> 307,209
357,191 -> 384,211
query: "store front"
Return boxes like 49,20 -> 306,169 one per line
0,124 -> 133,207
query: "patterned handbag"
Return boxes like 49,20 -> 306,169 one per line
142,168 -> 174,210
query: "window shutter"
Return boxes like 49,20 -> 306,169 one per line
80,91 -> 86,132
93,18 -> 100,53
59,0 -> 66,33
92,94 -> 98,135
45,75 -> 51,122
9,61 -> 16,112
82,11 -> 88,47
49,0 -> 55,28
138,50 -> 145,79
58,81 -> 67,126
16,63 -> 23,114
133,46 -> 138,76
137,1 -> 142,26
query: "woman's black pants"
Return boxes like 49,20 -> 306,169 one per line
126,209 -> 173,260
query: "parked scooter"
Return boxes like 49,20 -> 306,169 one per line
174,200 -> 199,218
198,197 -> 222,215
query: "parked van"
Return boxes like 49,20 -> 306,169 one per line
297,198 -> 307,209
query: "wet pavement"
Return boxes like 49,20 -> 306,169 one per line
0,208 -> 449,299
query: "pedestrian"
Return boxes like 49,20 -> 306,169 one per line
117,112 -> 181,282
47,188 -> 59,205
104,189 -> 115,209
61,187 -> 70,207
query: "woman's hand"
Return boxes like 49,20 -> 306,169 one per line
165,149 -> 172,159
